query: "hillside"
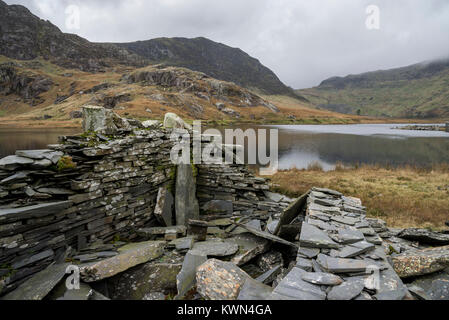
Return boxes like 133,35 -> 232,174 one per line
297,59 -> 449,118
116,37 -> 300,97
0,55 -> 358,128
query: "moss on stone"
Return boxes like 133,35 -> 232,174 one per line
56,156 -> 77,172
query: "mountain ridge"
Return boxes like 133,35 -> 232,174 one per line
297,58 -> 449,118
0,0 -> 301,98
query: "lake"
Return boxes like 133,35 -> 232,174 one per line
0,124 -> 448,171
214,123 -> 449,171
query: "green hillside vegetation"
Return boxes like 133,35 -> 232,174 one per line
297,59 -> 449,119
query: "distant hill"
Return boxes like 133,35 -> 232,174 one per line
116,37 -> 301,97
297,59 -> 449,118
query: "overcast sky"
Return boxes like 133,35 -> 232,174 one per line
5,0 -> 449,88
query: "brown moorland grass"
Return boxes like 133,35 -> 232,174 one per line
270,164 -> 449,230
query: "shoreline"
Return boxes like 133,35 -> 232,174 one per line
0,117 -> 447,130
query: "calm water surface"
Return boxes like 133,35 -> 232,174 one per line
0,128 -> 81,158
0,124 -> 448,171
217,123 -> 449,171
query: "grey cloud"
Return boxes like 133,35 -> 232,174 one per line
5,0 -> 449,88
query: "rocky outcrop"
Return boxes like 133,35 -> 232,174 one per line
123,66 -> 280,113
0,63 -> 52,105
0,1 -> 144,72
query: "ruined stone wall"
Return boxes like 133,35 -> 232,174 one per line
0,120 -> 281,295
197,164 -> 288,219
0,128 -> 175,294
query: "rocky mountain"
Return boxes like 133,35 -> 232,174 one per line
0,0 -> 145,72
0,0 -> 302,98
298,58 -> 449,118
116,37 -> 299,97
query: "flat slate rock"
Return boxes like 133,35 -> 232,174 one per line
398,228 -> 449,246
296,257 -> 313,272
299,223 -> 339,249
317,254 -> 369,273
176,250 -> 208,299
272,267 -> 326,300
374,288 -> 407,300
298,247 -> 320,259
229,233 -> 270,266
301,272 -> 343,286
237,278 -> 273,300
191,240 -> 239,257
327,278 -> 365,300
2,263 -> 69,300
338,241 -> 375,258
331,216 -> 360,226
235,223 -> 298,248
256,265 -> 283,285
336,229 -> 365,244
80,241 -> 165,282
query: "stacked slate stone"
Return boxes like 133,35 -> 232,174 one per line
270,187 -> 411,300
197,164 -> 290,219
0,149 -> 69,206
0,127 -> 175,296
196,139 -> 290,221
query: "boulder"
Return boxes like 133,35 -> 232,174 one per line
82,105 -> 132,134
392,245 -> 449,278
79,241 -> 165,282
164,113 -> 192,130
196,259 -> 250,300
175,164 -> 200,226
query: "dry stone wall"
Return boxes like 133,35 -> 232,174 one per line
0,127 -> 176,295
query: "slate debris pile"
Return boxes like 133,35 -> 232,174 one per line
266,188 -> 411,300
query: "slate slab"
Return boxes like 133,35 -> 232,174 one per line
2,263 -> 69,300
301,272 -> 344,286
327,278 -> 365,300
80,241 -> 165,282
191,240 -> 239,257
237,278 -> 273,300
272,267 -> 326,300
176,250 -> 208,299
316,254 -> 369,273
299,223 -> 339,249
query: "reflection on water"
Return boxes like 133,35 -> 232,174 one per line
214,124 -> 449,171
0,124 -> 448,171
0,128 -> 81,158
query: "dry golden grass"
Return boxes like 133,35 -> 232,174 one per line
270,164 -> 449,230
